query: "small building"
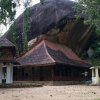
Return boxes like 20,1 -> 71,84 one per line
0,38 -> 16,84
90,66 -> 100,84
16,40 -> 91,81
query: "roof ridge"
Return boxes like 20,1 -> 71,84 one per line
20,40 -> 45,57
43,40 -> 56,63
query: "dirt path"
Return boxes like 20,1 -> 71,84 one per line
0,85 -> 100,100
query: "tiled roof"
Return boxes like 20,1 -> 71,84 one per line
0,38 -> 15,48
17,40 -> 91,67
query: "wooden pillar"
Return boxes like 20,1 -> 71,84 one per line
59,66 -> 62,81
95,68 -> 100,84
40,67 -> 43,81
51,67 -> 54,81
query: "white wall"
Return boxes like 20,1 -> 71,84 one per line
92,77 -> 100,84
6,64 -> 13,84
0,63 -> 13,84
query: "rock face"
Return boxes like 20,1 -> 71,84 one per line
4,0 -> 75,40
28,19 -> 94,55
3,0 -> 94,55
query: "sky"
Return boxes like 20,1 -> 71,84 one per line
0,0 -> 40,34
15,0 -> 40,18
0,0 -> 75,35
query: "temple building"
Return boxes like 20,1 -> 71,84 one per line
0,38 -> 16,84
0,38 -> 92,84
15,40 -> 91,81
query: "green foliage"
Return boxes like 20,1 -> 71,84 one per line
11,21 -> 16,44
22,0 -> 32,52
22,8 -> 31,52
10,21 -> 19,56
75,0 -> 100,65
75,0 -> 100,35
0,0 -> 16,25
40,0 -> 45,4
81,51 -> 88,59
92,58 -> 100,66
91,39 -> 100,58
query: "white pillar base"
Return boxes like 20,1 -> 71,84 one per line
95,68 -> 100,84
92,77 -> 95,84
6,63 -> 13,84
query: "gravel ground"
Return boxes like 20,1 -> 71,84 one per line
0,85 -> 100,100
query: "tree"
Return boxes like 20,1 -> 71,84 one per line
0,0 -> 16,25
0,0 -> 46,26
75,0 -> 100,34
75,0 -> 100,65
10,21 -> 19,56
22,0 -> 31,52
40,0 -> 45,4
0,0 -> 32,52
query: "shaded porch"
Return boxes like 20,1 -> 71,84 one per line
13,64 -> 91,82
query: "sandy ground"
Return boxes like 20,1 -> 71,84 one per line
0,85 -> 100,100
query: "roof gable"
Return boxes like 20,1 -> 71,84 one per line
0,38 -> 15,48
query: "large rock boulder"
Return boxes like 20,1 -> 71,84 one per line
4,0 -> 75,40
2,0 -> 94,55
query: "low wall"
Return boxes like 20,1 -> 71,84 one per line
14,81 -> 86,85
